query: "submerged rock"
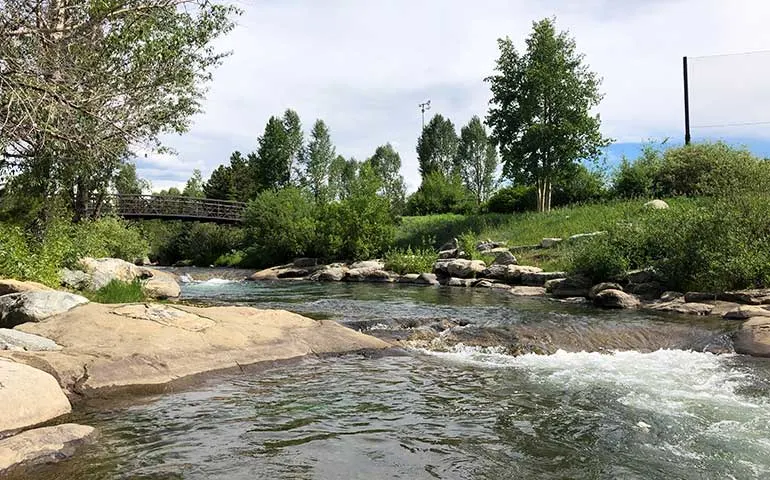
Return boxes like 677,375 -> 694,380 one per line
0,291 -> 89,328
0,359 -> 71,435
447,278 -> 472,287
647,300 -> 714,316
509,286 -> 547,296
0,424 -> 96,474
593,289 -> 641,309
0,280 -> 52,297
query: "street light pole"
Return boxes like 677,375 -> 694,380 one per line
418,100 -> 431,129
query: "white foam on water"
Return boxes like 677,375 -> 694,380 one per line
196,278 -> 235,286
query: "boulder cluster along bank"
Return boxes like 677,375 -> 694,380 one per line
0,270 -> 388,475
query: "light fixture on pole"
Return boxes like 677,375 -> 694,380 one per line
418,100 -> 431,129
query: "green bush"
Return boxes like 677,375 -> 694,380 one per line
214,250 -> 245,267
243,187 -> 318,267
485,185 -> 536,213
568,194 -> 770,291
384,247 -> 436,274
406,172 -> 475,216
84,279 -> 145,304
552,164 -> 608,206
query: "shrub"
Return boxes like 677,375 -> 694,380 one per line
84,279 -> 145,304
406,172 -> 475,215
552,163 -> 608,206
243,187 -> 318,267
384,247 -> 436,274
214,250 -> 245,267
485,185 -> 536,213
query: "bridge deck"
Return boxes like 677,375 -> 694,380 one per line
92,194 -> 247,223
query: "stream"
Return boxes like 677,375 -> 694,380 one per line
13,272 -> 770,479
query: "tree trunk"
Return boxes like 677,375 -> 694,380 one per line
545,177 -> 552,212
536,178 -> 544,212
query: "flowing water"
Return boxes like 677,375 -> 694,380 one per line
14,276 -> 770,479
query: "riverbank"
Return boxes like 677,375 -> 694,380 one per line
0,282 -> 389,475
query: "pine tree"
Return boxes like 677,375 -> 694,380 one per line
250,116 -> 291,193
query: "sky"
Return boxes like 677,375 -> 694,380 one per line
137,0 -> 770,193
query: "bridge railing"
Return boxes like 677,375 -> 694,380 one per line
94,194 -> 248,223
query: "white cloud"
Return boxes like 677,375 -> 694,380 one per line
152,0 -> 770,192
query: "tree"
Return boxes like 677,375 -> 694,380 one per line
405,172 -> 472,215
283,109 -> 304,184
228,151 -> 251,202
0,0 -> 238,220
367,143 -> 406,214
328,155 -> 359,202
204,164 -> 234,200
486,18 -> 610,212
416,114 -> 459,178
249,116 -> 291,194
457,116 -> 498,204
303,120 -> 336,202
114,163 -> 150,195
183,169 -> 205,198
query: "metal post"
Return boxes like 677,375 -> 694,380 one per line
419,100 -> 431,129
683,56 -> 691,145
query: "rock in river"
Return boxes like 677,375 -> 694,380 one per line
0,291 -> 89,328
0,423 -> 95,474
733,316 -> 770,357
0,359 -> 71,435
593,289 -> 641,309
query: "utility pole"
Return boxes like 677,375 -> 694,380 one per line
683,56 -> 691,145
418,100 -> 431,129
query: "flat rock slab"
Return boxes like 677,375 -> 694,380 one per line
646,301 -> 714,316
0,291 -> 89,328
0,329 -> 61,352
0,423 -> 95,474
0,359 -> 71,434
3,303 -> 390,397
0,280 -> 53,296
722,305 -> 770,320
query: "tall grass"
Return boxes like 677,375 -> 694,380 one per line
83,279 -> 145,304
384,247 -> 437,275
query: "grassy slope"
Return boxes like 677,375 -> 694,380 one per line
395,198 -> 698,270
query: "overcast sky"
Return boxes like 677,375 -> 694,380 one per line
138,0 -> 770,192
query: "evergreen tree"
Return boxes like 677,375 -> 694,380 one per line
204,164 -> 233,200
250,116 -> 291,193
457,116 -> 498,204
228,151 -> 251,202
183,169 -> 205,198
303,120 -> 336,202
416,114 -> 459,178
486,18 -> 609,212
368,143 -> 406,214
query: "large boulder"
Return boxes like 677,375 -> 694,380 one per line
482,265 -> 542,283
349,260 -> 385,271
644,199 -> 670,210
625,281 -> 665,300
593,289 -> 641,309
647,300 -> 714,316
310,266 -> 347,282
345,268 -> 393,283
249,267 -> 281,281
0,329 -> 61,352
521,271 -> 566,286
588,282 -> 623,300
0,280 -> 53,297
0,359 -> 71,434
60,268 -> 91,290
719,289 -> 770,305
0,424 -> 96,473
75,257 -> 180,299
722,305 -> 770,320
0,291 -> 89,328
434,259 -> 486,279
77,257 -> 143,290
2,303 -> 390,396
490,250 -> 517,266
547,275 -> 593,299
733,317 -> 770,357
141,269 -> 181,299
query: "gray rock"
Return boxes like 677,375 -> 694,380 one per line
476,240 -> 504,252
398,273 -> 420,283
732,317 -> 770,357
482,265 -> 542,283
644,199 -> 669,210
438,238 -> 459,252
310,267 -> 347,282
349,260 -> 385,270
345,268 -> 393,283
684,291 -> 719,303
447,278 -> 472,287
416,273 -> 439,286
509,286 -> 547,296
660,291 -> 684,302
0,423 -> 95,473
293,257 -> 318,268
0,329 -> 62,351
540,238 -> 562,248
59,268 -> 91,290
588,282 -> 624,300
76,257 -> 143,290
473,280 -> 495,288
434,259 -> 486,279
625,281 -> 665,300
719,289 -> 770,305
548,275 -> 593,298
521,271 -> 566,286
618,267 -> 659,285
593,289 -> 641,309
647,301 -> 714,316
0,292 -> 89,328
276,268 -> 310,279
722,305 -> 770,320
490,250 -> 518,266
438,249 -> 458,259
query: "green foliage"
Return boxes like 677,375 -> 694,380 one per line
302,119 -> 336,202
84,279 -> 145,304
138,220 -> 245,267
417,114 -> 459,177
384,247 -> 436,275
214,250 -> 245,267
328,156 -> 359,202
485,185 -> 536,213
114,162 -> 150,195
406,172 -> 474,216
457,116 -> 498,204
552,163 -> 608,206
367,144 -> 406,214
567,235 -> 629,283
183,169 -> 205,198
243,187 -> 317,267
249,116 -> 292,193
486,17 -> 610,212
204,164 -> 234,200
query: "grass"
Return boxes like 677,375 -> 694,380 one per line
384,247 -> 437,275
395,198 -> 701,270
83,279 -> 145,304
